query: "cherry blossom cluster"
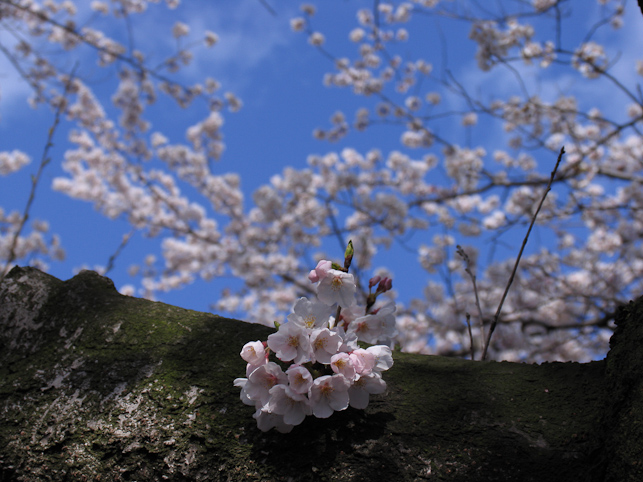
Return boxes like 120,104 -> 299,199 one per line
0,209 -> 64,276
235,248 -> 395,432
0,151 -> 31,176
0,152 -> 64,278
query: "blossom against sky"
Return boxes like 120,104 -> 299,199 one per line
0,0 -> 432,309
1,0 -> 642,341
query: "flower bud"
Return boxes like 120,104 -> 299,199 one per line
309,259 -> 333,283
344,239 -> 354,268
369,276 -> 381,289
308,269 -> 320,283
377,277 -> 392,293
384,277 -> 393,291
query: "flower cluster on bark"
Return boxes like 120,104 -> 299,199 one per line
235,245 -> 395,432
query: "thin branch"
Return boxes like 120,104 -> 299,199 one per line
2,0 -> 206,97
104,229 -> 135,275
457,244 -> 486,360
465,313 -> 475,361
481,147 -> 565,361
257,0 -> 276,16
0,66 -> 77,283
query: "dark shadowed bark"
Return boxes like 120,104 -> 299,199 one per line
0,266 -> 639,481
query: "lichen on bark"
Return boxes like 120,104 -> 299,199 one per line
0,267 -> 638,481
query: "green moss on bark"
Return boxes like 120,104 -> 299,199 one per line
0,267 -> 633,481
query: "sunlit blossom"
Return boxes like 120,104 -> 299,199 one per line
287,297 -> 332,331
267,321 -> 311,364
310,328 -> 343,364
243,362 -> 287,406
330,352 -> 357,380
316,269 -> 356,308
240,340 -> 267,366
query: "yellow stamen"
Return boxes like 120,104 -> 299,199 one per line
331,277 -> 343,292
304,315 -> 316,328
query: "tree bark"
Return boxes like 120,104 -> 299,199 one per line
0,266 -> 637,481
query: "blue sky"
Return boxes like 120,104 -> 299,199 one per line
1,0 -> 642,317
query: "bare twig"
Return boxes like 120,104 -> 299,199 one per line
104,229 -> 135,275
465,313 -> 475,361
481,147 -> 565,361
257,0 -> 276,16
456,245 -> 486,360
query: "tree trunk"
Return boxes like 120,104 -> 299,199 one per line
0,266 -> 638,481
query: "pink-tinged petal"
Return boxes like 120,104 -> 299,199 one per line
311,328 -> 342,364
348,373 -> 386,409
246,362 -> 287,405
317,270 -> 356,308
313,260 -> 333,281
349,349 -> 376,376
312,398 -> 334,419
266,384 -> 311,426
328,387 -> 350,411
308,269 -> 320,283
330,352 -> 356,380
367,345 -> 394,372
267,322 -> 312,364
287,297 -> 333,330
240,340 -> 266,365
286,365 -> 314,394
253,408 -> 293,433
309,374 -> 350,418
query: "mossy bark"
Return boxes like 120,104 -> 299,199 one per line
0,267 -> 638,481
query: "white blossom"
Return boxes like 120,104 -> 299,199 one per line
290,17 -> 306,32
316,270 -> 356,308
309,32 -> 325,47
204,31 -> 218,47
309,374 -> 351,418
267,322 -> 312,364
171,21 -> 189,38
265,384 -> 312,426
0,151 -> 30,176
